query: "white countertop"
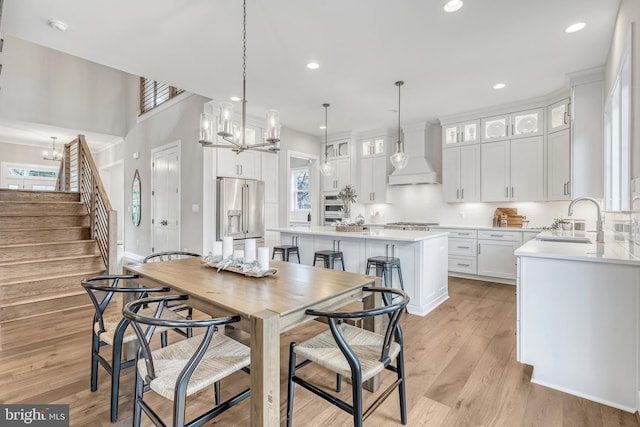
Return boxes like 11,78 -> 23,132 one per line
515,231 -> 640,266
269,226 -> 449,242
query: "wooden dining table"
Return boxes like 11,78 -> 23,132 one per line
123,258 -> 382,426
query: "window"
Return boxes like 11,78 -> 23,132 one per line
1,162 -> 59,191
139,77 -> 184,115
291,167 -> 311,211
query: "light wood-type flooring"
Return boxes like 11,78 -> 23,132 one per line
0,277 -> 636,426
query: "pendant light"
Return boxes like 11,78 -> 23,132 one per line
319,103 -> 335,176
198,0 -> 280,153
43,136 -> 62,161
390,81 -> 409,170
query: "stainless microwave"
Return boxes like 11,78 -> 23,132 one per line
323,193 -> 345,224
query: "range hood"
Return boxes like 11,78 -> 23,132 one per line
388,121 -> 441,185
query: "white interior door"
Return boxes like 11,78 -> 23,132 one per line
151,142 -> 180,253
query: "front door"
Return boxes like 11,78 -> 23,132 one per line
151,142 -> 180,253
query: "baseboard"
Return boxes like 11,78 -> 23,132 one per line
530,377 -> 636,413
448,272 -> 515,285
122,251 -> 145,263
408,294 -> 449,317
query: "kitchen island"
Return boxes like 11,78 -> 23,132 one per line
268,226 -> 449,316
515,237 -> 640,412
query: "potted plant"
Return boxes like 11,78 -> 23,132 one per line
337,184 -> 357,223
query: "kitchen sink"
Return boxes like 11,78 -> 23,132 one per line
535,234 -> 592,244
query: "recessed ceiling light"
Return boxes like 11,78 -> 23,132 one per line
319,125 -> 326,130
565,22 -> 586,33
48,19 -> 69,32
230,96 -> 241,102
493,83 -> 507,89
443,0 -> 463,13
306,62 -> 320,70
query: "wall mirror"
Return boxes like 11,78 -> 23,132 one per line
132,169 -> 141,226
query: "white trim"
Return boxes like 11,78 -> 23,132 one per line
123,251 -> 145,263
286,150 -> 320,225
98,158 -> 124,171
94,138 -> 124,155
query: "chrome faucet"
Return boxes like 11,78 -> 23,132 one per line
567,197 -> 604,243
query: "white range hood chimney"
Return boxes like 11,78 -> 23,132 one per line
388,121 -> 441,185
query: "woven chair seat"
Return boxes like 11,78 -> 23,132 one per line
138,333 -> 251,400
95,307 -> 188,346
293,323 -> 400,382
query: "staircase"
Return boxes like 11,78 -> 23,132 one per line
0,189 -> 106,323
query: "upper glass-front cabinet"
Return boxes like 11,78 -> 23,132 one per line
481,115 -> 509,142
361,138 -> 385,156
326,140 -> 349,158
547,99 -> 571,133
510,108 -> 543,138
443,120 -> 480,146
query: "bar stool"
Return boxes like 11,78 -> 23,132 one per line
366,256 -> 405,291
272,245 -> 301,263
313,250 -> 345,270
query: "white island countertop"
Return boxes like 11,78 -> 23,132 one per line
268,226 -> 448,242
515,231 -> 640,266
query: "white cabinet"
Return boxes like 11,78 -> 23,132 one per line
314,236 -> 364,273
442,120 -> 481,146
547,129 -> 571,200
547,98 -> 571,133
322,157 -> 350,191
481,136 -> 544,202
360,156 -> 388,203
442,145 -> 481,202
434,228 -> 478,275
477,231 -> 522,280
217,149 -> 261,180
365,240 -> 415,295
481,109 -> 543,142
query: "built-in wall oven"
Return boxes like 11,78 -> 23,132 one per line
323,193 -> 345,225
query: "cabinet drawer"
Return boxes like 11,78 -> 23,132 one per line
435,228 -> 477,238
477,230 -> 522,242
449,238 -> 477,256
449,255 -> 477,274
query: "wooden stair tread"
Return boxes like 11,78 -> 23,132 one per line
0,226 -> 89,232
0,269 -> 105,287
2,289 -> 88,308
0,254 -> 101,268
0,240 -> 95,250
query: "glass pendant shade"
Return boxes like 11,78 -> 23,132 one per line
320,161 -> 334,176
390,149 -> 409,169
199,113 -> 214,142
265,110 -> 281,142
218,102 -> 234,138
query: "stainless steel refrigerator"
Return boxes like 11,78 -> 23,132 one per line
217,177 -> 265,242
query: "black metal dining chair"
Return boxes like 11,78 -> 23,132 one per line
123,294 -> 251,427
81,274 -> 187,423
286,287 -> 409,427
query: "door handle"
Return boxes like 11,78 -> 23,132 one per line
160,220 -> 168,226
505,187 -> 509,198
461,188 -> 464,199
511,186 -> 514,198
456,189 -> 459,199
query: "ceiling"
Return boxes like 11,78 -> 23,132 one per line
1,0 -> 621,147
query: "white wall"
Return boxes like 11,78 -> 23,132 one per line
0,37 -> 133,138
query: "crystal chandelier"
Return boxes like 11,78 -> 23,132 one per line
199,0 -> 280,153
319,103 -> 334,177
43,136 -> 63,161
390,81 -> 409,170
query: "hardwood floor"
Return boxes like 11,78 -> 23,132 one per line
0,277 -> 636,426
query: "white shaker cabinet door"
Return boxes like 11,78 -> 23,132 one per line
442,147 -> 460,202
481,140 -> 510,202
510,136 -> 544,201
459,145 -> 481,202
547,129 -> 571,200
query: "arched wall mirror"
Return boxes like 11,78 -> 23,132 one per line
132,169 -> 141,226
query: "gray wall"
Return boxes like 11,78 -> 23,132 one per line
0,141 -> 61,166
123,94 -> 211,257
